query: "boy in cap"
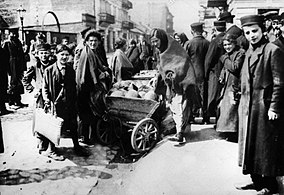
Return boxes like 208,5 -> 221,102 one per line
22,43 -> 66,160
185,22 -> 210,124
237,14 -> 284,194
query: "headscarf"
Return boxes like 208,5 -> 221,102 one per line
76,45 -> 101,89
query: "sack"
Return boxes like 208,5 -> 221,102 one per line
34,108 -> 64,146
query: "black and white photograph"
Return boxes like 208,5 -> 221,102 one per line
1,0 -> 284,194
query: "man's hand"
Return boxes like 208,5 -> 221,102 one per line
44,101 -> 51,113
268,110 -> 279,120
26,85 -> 34,93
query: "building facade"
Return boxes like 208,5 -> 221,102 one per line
199,0 -> 284,40
0,0 -> 137,52
130,2 -> 174,35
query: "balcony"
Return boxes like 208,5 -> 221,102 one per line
99,13 -> 115,27
122,0 -> 133,9
122,21 -> 134,29
207,0 -> 227,7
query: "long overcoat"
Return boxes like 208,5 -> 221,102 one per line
216,47 -> 245,132
204,32 -> 226,116
238,38 -> 284,177
186,35 -> 210,104
2,39 -> 26,95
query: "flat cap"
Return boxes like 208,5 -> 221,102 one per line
214,21 -> 226,27
262,11 -> 278,20
226,25 -> 242,37
36,43 -> 51,51
218,11 -> 235,21
240,15 -> 264,27
271,14 -> 280,21
190,22 -> 203,32
80,26 -> 92,38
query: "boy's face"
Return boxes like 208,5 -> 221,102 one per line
56,50 -> 69,65
38,50 -> 51,64
243,24 -> 263,45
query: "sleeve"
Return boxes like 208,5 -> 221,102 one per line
204,43 -> 218,79
269,47 -> 284,113
73,47 -> 82,71
42,69 -> 50,103
22,66 -> 36,90
223,50 -> 245,76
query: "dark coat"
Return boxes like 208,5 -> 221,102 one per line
23,60 -> 53,108
204,32 -> 226,116
137,41 -> 153,70
126,46 -> 140,73
273,35 -> 284,52
238,38 -> 284,177
42,63 -> 77,119
0,47 -> 9,108
216,47 -> 245,132
186,35 -> 210,85
2,39 -> 26,95
76,45 -> 110,121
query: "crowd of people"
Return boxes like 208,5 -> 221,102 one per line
169,11 -> 284,195
0,26 -> 158,159
1,9 -> 284,194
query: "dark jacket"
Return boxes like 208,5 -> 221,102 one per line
42,63 -> 77,119
238,38 -> 284,176
204,32 -> 226,115
137,41 -> 153,70
186,35 -> 210,84
23,60 -> 52,108
126,46 -> 140,73
2,38 -> 26,95
273,35 -> 284,52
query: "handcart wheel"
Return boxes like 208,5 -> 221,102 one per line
131,118 -> 159,153
96,118 -> 118,145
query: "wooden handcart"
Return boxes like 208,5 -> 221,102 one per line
96,95 -> 163,153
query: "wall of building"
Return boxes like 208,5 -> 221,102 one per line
229,0 -> 284,26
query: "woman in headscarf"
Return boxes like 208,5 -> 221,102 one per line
110,37 -> 134,82
216,34 -> 245,134
173,32 -> 189,50
151,28 -> 201,143
76,30 -> 112,144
